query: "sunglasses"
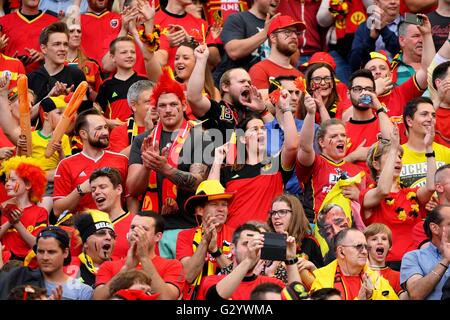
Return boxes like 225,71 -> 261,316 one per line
340,243 -> 370,252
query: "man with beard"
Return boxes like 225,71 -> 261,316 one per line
28,22 -> 87,104
343,69 -> 393,174
53,109 -> 129,217
90,167 -> 132,260
80,0 -> 122,71
73,209 -> 116,287
188,45 -> 274,145
311,228 -> 398,300
249,15 -> 305,91
196,223 -> 302,300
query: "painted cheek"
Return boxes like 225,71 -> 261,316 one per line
14,182 -> 20,193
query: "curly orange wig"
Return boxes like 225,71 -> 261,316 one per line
0,156 -> 47,203
150,67 -> 186,107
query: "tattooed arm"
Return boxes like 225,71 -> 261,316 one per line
161,163 -> 208,192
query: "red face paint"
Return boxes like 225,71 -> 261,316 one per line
14,182 -> 19,193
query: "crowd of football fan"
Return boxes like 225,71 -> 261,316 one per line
0,0 -> 449,301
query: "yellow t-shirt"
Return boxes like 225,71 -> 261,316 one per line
401,142 -> 450,187
31,130 -> 72,171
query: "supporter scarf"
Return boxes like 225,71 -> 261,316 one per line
183,225 -> 232,300
78,252 -> 98,275
331,0 -> 367,40
126,117 -> 139,146
141,120 -> 191,215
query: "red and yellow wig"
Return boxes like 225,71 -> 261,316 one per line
0,156 -> 47,203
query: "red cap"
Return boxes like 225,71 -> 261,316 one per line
307,52 -> 337,71
267,15 -> 306,37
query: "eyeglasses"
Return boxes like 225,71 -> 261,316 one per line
311,76 -> 333,84
94,229 -> 117,239
269,209 -> 292,217
350,86 -> 375,94
340,243 -> 370,252
273,29 -> 301,38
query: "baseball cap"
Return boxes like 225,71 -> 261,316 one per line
307,52 -> 337,71
267,15 -> 306,37
40,95 -> 67,113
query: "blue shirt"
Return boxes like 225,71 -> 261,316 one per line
400,242 -> 450,300
45,278 -> 93,300
265,118 -> 319,195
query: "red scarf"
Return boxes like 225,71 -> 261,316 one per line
141,120 -> 191,215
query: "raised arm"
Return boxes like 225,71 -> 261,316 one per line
296,95 -> 317,167
416,125 -> 436,204
187,44 -> 212,118
277,90 -> 299,170
0,76 -> 20,144
415,14 -> 436,89
362,125 -> 399,214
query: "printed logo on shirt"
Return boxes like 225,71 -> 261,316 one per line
220,105 -> 234,122
111,19 -> 119,28
79,171 -> 87,177
112,92 -> 118,98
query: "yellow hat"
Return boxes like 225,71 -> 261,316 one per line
184,180 -> 235,215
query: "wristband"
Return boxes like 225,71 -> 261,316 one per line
376,107 -> 387,115
76,185 -> 85,196
439,262 -> 449,269
285,257 -> 299,265
425,151 -> 435,158
281,108 -> 292,114
210,248 -> 222,258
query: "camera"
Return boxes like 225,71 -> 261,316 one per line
260,232 -> 287,261
404,13 -> 424,26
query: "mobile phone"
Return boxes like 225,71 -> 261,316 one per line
404,13 -> 423,26
260,232 -> 287,261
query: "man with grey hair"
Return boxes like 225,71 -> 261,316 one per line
391,22 -> 425,85
109,80 -> 155,155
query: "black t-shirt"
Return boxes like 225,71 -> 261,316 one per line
129,126 -> 213,230
427,11 -> 450,51
27,65 -> 86,102
213,11 -> 270,85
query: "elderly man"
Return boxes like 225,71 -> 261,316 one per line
311,228 -> 399,300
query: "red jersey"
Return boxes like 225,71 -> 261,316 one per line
0,127 -> 14,148
66,59 -> 102,93
333,266 -> 363,300
0,204 -> 48,258
111,212 -> 133,261
96,254 -> 185,294
0,11 -> 58,72
360,186 -> 425,262
378,267 -> 402,295
155,8 -> 210,68
435,107 -> 450,148
345,116 -> 380,174
296,154 -> 365,215
80,11 -> 122,70
53,151 -> 128,213
278,0 -> 325,55
222,156 -> 291,229
96,73 -> 148,121
0,54 -> 26,89
249,59 -> 302,89
196,274 -> 285,300
109,120 -> 145,153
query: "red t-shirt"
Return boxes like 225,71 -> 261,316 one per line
277,0 -> 324,55
0,204 -> 48,258
196,274 -> 285,300
109,123 -> 146,153
296,154 -> 365,215
155,8 -> 211,68
0,53 -> 26,89
111,212 -> 133,261
334,269 -> 363,300
80,11 -> 122,70
53,151 -> 128,212
360,186 -> 425,262
435,108 -> 450,148
95,255 -> 185,295
345,117 -> 380,175
0,11 -> 58,72
249,59 -> 302,89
